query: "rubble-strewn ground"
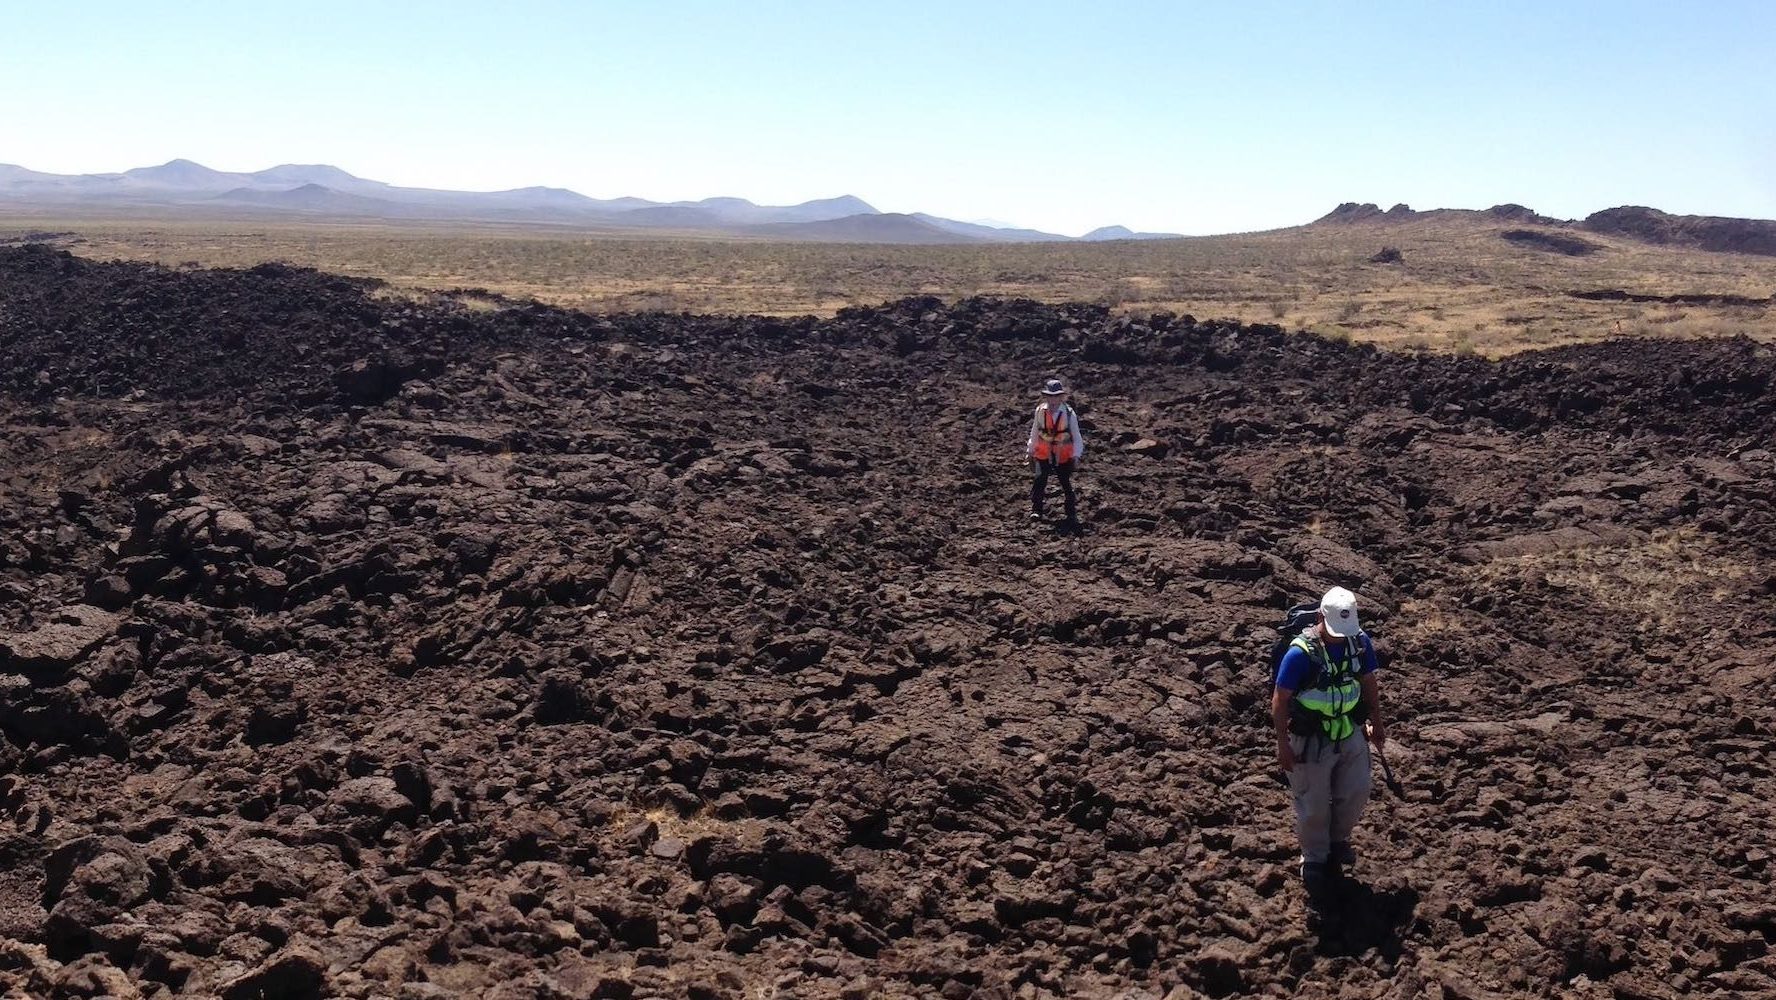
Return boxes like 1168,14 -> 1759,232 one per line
0,244 -> 1773,999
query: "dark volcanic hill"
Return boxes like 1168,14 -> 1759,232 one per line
0,245 -> 1773,998
1578,205 -> 1776,256
1314,202 -> 1560,227
1315,201 -> 1776,258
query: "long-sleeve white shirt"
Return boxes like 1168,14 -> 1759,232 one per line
1026,401 -> 1084,459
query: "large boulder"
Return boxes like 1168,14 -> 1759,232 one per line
219,938 -> 328,1000
133,495 -> 265,558
43,836 -> 153,961
0,606 -> 120,679
327,777 -> 418,837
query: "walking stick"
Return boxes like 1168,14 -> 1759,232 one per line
1374,743 -> 1405,798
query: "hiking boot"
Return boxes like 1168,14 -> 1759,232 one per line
1060,517 -> 1081,535
1331,841 -> 1357,867
1300,861 -> 1334,900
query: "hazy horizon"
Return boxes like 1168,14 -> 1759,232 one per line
7,0 -> 1775,237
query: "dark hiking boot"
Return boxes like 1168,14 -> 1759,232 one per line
1300,861 -> 1335,903
1331,841 -> 1357,868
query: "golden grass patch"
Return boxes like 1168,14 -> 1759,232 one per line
603,804 -> 770,850
1476,529 -> 1753,634
8,212 -> 1776,354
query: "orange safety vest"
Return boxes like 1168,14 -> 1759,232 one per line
1031,405 -> 1077,464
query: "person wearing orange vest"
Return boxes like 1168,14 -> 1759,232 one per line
1027,378 -> 1085,532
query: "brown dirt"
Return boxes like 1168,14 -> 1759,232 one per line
1,245 -> 1774,999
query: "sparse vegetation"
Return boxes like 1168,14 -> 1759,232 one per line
6,212 -> 1776,355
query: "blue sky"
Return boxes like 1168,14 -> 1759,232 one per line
4,1 -> 1773,235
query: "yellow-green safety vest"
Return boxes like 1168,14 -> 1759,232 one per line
1290,633 -> 1365,742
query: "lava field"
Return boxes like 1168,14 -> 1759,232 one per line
0,244 -> 1773,999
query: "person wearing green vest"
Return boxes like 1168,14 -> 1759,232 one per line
1271,586 -> 1386,899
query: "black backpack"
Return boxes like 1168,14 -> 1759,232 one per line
1266,601 -> 1322,687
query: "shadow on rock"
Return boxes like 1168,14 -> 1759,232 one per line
1309,879 -> 1419,959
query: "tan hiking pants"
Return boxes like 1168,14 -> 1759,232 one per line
1286,732 -> 1372,864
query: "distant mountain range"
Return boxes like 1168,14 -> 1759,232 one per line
1315,201 -> 1776,257
0,159 -> 1184,244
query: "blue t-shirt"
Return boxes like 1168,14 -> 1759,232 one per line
1275,633 -> 1378,691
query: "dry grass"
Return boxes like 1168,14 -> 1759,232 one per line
603,804 -> 768,850
1474,529 -> 1754,635
1394,529 -> 1756,655
6,212 -> 1776,355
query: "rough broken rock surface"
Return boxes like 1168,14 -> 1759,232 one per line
0,244 -> 1773,997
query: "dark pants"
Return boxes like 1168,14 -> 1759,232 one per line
1031,459 -> 1077,523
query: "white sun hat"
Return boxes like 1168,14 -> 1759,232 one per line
1319,586 -> 1362,637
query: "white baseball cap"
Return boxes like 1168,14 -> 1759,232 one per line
1319,586 -> 1362,637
